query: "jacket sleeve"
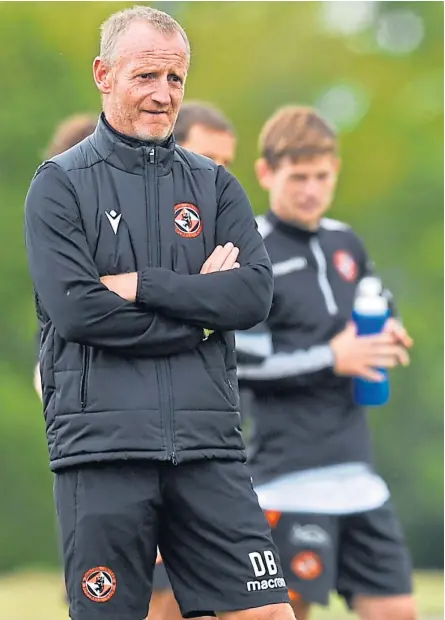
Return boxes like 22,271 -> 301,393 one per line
135,167 -> 273,331
237,231 -> 399,393
25,162 -> 204,356
235,324 -> 335,393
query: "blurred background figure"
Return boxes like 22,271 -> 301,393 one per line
148,100 -> 236,620
33,114 -> 98,400
0,2 -> 442,619
174,101 -> 237,168
236,105 -> 416,620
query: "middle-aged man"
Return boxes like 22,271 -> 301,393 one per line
25,7 -> 293,620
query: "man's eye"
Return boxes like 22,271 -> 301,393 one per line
168,74 -> 182,84
139,73 -> 154,79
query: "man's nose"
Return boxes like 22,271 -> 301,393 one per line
304,179 -> 320,195
151,79 -> 171,106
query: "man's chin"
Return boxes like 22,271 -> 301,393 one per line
293,211 -> 323,230
134,124 -> 172,144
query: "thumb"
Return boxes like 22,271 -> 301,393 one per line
344,321 -> 357,336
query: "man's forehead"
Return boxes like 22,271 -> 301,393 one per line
282,155 -> 336,172
114,21 -> 189,62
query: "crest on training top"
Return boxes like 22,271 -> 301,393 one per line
174,203 -> 202,238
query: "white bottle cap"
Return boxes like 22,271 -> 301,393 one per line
356,276 -> 383,297
354,277 -> 388,315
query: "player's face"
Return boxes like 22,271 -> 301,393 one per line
180,124 -> 237,168
256,155 -> 340,230
94,22 -> 188,143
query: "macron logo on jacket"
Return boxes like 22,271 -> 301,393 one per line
105,210 -> 122,235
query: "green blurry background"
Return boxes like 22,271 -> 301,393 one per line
0,0 -> 442,580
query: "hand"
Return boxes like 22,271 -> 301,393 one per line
33,363 -> 42,401
100,273 -> 138,302
383,317 -> 414,349
330,322 -> 410,382
200,242 -> 240,274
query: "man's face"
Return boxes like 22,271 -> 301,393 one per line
180,124 -> 237,168
93,21 -> 189,142
256,154 -> 340,229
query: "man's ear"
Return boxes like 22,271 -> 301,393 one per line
333,156 -> 342,176
93,57 -> 113,95
255,158 -> 274,191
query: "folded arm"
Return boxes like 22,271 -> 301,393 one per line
25,163 -> 204,356
135,167 -> 273,331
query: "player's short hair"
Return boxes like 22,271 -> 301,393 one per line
100,5 -> 190,66
175,102 -> 235,145
259,106 -> 338,168
45,114 -> 97,158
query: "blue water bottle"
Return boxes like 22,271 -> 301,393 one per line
352,277 -> 390,406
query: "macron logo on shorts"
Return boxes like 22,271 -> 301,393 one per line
246,577 -> 287,592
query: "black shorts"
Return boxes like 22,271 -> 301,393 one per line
54,459 -> 289,620
265,501 -> 413,607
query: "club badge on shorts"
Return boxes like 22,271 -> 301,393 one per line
291,551 -> 323,580
174,203 -> 202,238
82,566 -> 117,603
333,250 -> 358,282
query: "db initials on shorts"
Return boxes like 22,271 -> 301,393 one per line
247,550 -> 287,592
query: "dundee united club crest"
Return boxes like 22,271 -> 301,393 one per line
291,551 -> 323,580
333,250 -> 357,282
82,566 -> 117,603
174,203 -> 202,238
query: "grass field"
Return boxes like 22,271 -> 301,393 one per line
0,570 -> 442,619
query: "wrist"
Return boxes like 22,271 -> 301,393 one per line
135,271 -> 143,305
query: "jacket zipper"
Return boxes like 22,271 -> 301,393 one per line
146,147 -> 177,465
309,237 -> 338,316
80,346 -> 90,411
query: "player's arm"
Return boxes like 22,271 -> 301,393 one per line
237,285 -> 411,392
132,167 -> 273,331
236,324 -> 337,392
25,163 -> 205,356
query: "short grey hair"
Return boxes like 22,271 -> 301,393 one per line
100,5 -> 190,65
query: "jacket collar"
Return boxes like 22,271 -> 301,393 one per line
267,211 -> 319,240
90,113 -> 175,176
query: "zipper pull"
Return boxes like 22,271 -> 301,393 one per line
148,148 -> 155,164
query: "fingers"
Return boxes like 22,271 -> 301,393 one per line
358,367 -> 386,382
200,243 -> 240,274
220,246 -> 240,271
384,318 -> 414,348
363,332 -> 397,346
366,345 -> 410,368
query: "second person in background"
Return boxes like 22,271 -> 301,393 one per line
236,106 -> 417,620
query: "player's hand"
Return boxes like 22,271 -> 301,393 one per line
34,363 -> 43,401
100,273 -> 138,302
383,318 -> 414,349
200,242 -> 240,274
330,322 -> 410,382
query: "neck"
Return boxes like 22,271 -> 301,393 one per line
271,208 -> 320,232
102,113 -> 169,147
